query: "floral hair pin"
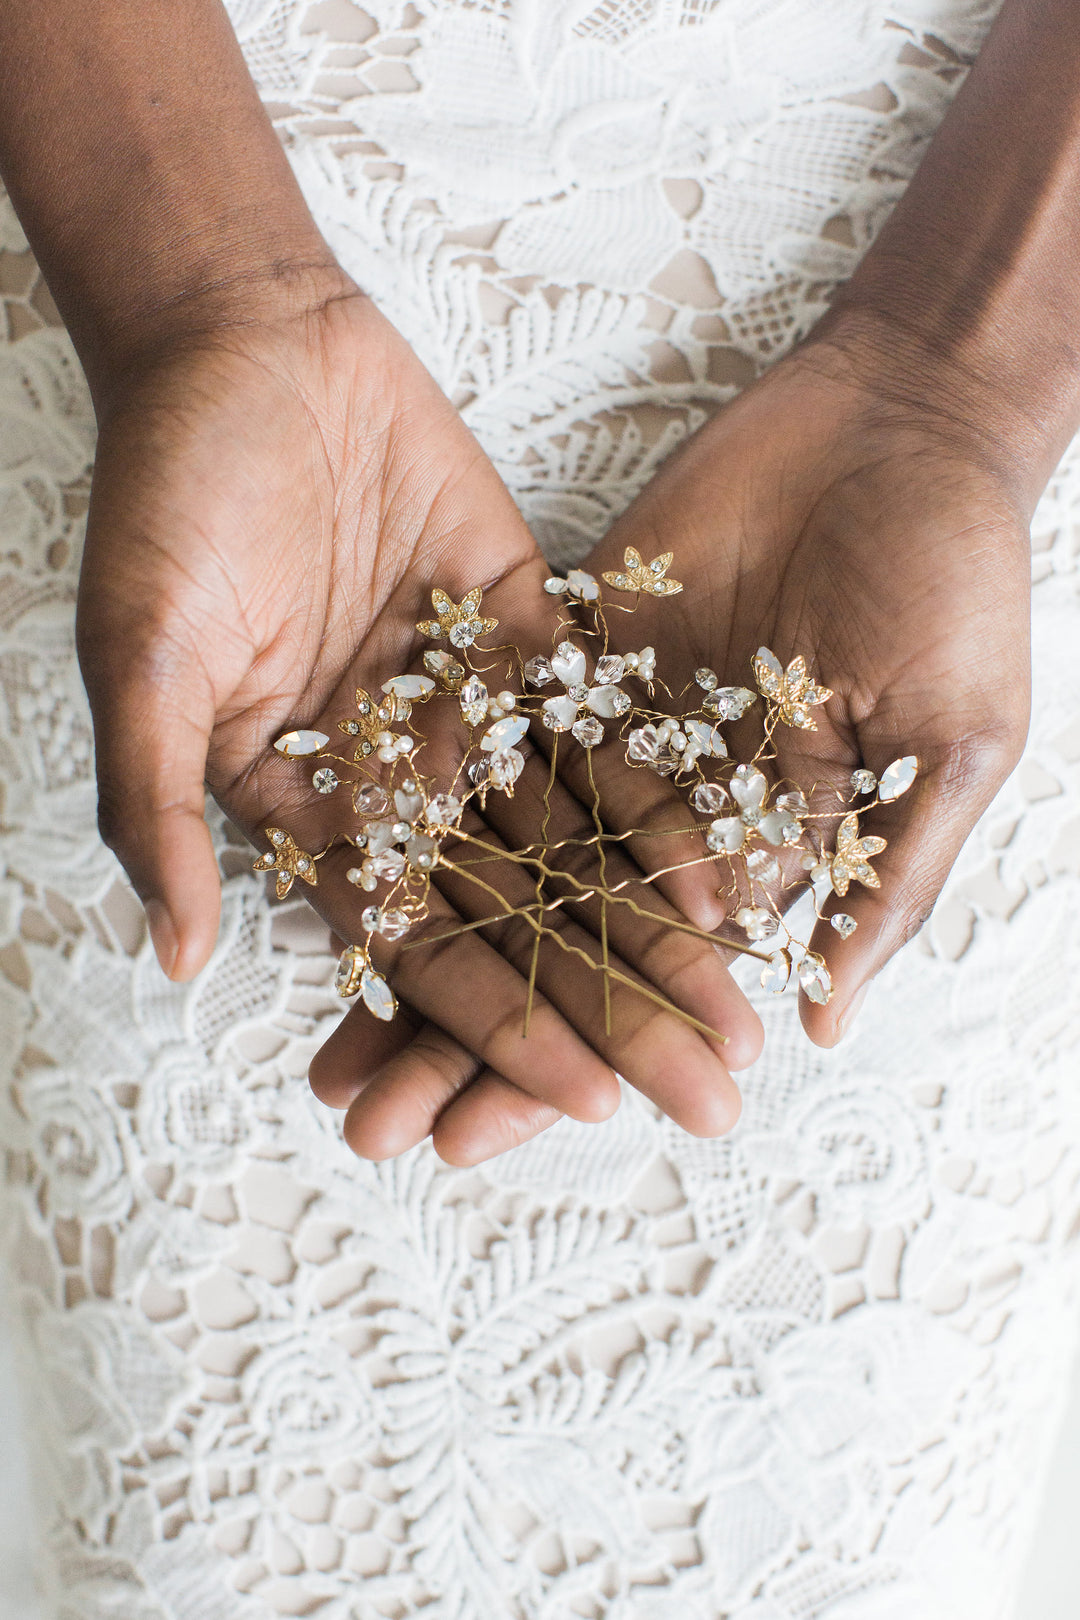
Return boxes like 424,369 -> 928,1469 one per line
259,550 -> 918,1032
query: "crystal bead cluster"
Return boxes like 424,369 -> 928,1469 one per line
258,548 -> 919,1029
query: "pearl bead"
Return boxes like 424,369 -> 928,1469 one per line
497,691 -> 516,711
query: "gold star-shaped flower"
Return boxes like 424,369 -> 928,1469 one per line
753,647 -> 833,730
254,829 -> 318,899
602,547 -> 683,596
829,814 -> 887,897
416,586 -> 498,648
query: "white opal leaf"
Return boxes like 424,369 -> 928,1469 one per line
481,715 -> 530,752
274,729 -> 329,757
361,967 -> 397,1022
878,755 -> 918,801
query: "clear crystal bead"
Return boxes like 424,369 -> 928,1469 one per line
342,720 -> 360,735
572,715 -> 604,747
354,782 -> 390,816
798,954 -> 832,1005
361,906 -> 381,932
695,668 -> 718,691
468,759 -> 491,787
746,850 -> 781,885
594,654 -> 626,684
449,620 -> 477,648
831,913 -> 857,938
567,683 -> 589,702
369,849 -> 405,881
313,768 -> 339,794
425,794 -> 462,828
488,748 -> 525,789
850,768 -> 877,795
776,790 -> 808,817
460,676 -> 489,727
270,830 -> 285,844
610,690 -> 631,716
523,656 -> 555,687
690,782 -> 728,815
377,908 -> 410,941
651,750 -> 680,777
741,806 -> 761,828
627,726 -> 660,763
543,576 -> 568,594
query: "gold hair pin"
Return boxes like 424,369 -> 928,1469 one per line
258,550 -> 918,1035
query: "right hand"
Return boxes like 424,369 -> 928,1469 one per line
77,267 -> 763,1166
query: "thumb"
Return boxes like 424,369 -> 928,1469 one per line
799,727 -> 1025,1046
77,609 -> 222,982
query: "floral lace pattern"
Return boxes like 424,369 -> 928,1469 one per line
3,2 -> 1080,1616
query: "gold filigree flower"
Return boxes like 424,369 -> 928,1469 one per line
416,586 -> 498,647
254,829 -> 318,899
753,646 -> 833,730
829,814 -> 887,897
601,547 -> 683,596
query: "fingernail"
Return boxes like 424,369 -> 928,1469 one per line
145,900 -> 179,978
838,981 -> 869,1040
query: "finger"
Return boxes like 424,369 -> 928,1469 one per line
308,994 -> 420,1108
800,730 -> 1023,1045
344,1031 -> 562,1165
478,753 -> 764,1069
312,994 -> 564,1162
432,821 -> 743,1136
310,846 -> 623,1124
76,608 -> 222,983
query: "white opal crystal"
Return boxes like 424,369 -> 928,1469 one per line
382,674 -> 435,700
481,714 -> 530,752
878,755 -> 918,801
273,729 -> 329,757
360,967 -> 397,1021
761,952 -> 791,994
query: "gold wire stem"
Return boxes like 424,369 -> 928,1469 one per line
586,745 -> 611,1036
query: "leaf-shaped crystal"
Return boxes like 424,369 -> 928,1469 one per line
761,952 -> 791,994
334,945 -> 364,998
798,954 -> 832,1005
567,568 -> 600,600
382,674 -> 435,700
481,714 -> 530,752
706,686 -> 757,721
460,676 -> 489,727
684,718 -> 727,758
360,966 -> 397,1021
878,755 -> 918,801
424,649 -> 464,683
274,729 -> 328,757
551,641 -> 587,686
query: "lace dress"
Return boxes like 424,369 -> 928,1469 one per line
2,2 -> 1079,1616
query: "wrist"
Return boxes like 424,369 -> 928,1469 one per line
797,297 -> 1076,514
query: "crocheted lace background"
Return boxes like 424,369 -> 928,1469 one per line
1,2 -> 1079,1617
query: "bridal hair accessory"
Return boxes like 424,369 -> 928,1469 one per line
258,550 -> 918,1031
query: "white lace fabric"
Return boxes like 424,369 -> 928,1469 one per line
2,2 -> 1080,1616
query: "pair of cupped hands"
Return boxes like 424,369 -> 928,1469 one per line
75,263 -> 1031,1167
